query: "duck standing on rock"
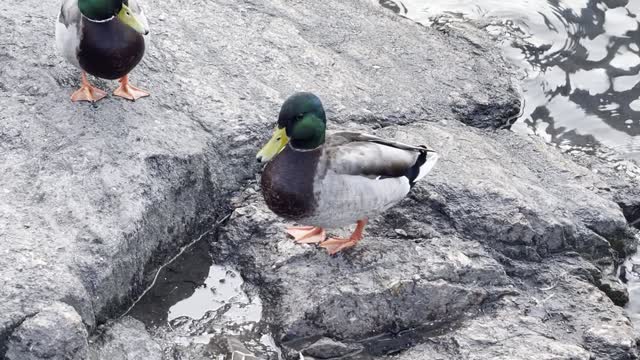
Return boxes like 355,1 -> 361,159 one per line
55,0 -> 150,102
257,93 -> 439,254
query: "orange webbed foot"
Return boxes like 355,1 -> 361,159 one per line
286,226 -> 326,244
319,218 -> 368,255
113,75 -> 150,101
319,237 -> 360,255
71,72 -> 107,103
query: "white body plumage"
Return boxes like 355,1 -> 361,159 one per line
296,131 -> 439,228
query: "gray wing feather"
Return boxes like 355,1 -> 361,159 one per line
325,131 -> 429,178
308,131 -> 438,227
329,131 -> 435,152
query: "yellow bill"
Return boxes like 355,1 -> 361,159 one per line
257,127 -> 289,163
117,4 -> 146,35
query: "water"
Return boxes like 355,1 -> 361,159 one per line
127,238 -> 214,327
167,265 -> 259,324
380,0 -> 640,158
128,237 -> 278,358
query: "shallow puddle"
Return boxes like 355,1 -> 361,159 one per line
127,235 -> 277,358
167,265 -> 259,323
128,238 -> 214,327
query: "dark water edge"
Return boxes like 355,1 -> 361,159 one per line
380,0 -> 640,158
127,238 -> 213,327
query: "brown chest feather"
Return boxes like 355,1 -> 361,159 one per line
79,18 -> 145,80
261,147 -> 320,220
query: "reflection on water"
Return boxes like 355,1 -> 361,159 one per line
380,0 -> 640,158
168,265 -> 260,323
127,237 -> 275,357
128,238 -> 213,327
128,238 -> 261,328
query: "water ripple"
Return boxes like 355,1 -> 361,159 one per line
380,0 -> 640,157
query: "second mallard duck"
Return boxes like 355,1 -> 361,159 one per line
257,93 -> 439,254
56,0 -> 150,102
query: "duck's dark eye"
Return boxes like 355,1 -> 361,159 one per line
276,137 -> 281,141
296,114 -> 304,121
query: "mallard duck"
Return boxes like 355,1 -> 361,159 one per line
257,93 -> 439,254
55,0 -> 150,102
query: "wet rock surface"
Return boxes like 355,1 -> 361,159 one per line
1,0 -> 638,359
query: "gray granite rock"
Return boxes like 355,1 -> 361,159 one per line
2,0 -> 637,358
5,303 -> 88,360
88,317 -> 162,360
583,323 -> 638,360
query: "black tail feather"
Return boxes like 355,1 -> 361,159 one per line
407,147 -> 428,188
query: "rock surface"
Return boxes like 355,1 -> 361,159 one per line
88,317 -> 162,360
0,0 -> 637,359
5,303 -> 88,360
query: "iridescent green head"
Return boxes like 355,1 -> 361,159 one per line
257,92 -> 327,162
78,0 -> 121,20
78,0 -> 148,34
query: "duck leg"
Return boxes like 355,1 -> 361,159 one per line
70,72 -> 107,103
286,226 -> 326,244
113,74 -> 150,101
320,218 -> 368,255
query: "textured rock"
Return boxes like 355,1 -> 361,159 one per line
565,145 -> 640,235
88,317 -> 162,360
0,0 -> 518,356
1,0 -> 637,358
5,303 -> 88,360
411,256 -> 636,360
583,324 -> 638,360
